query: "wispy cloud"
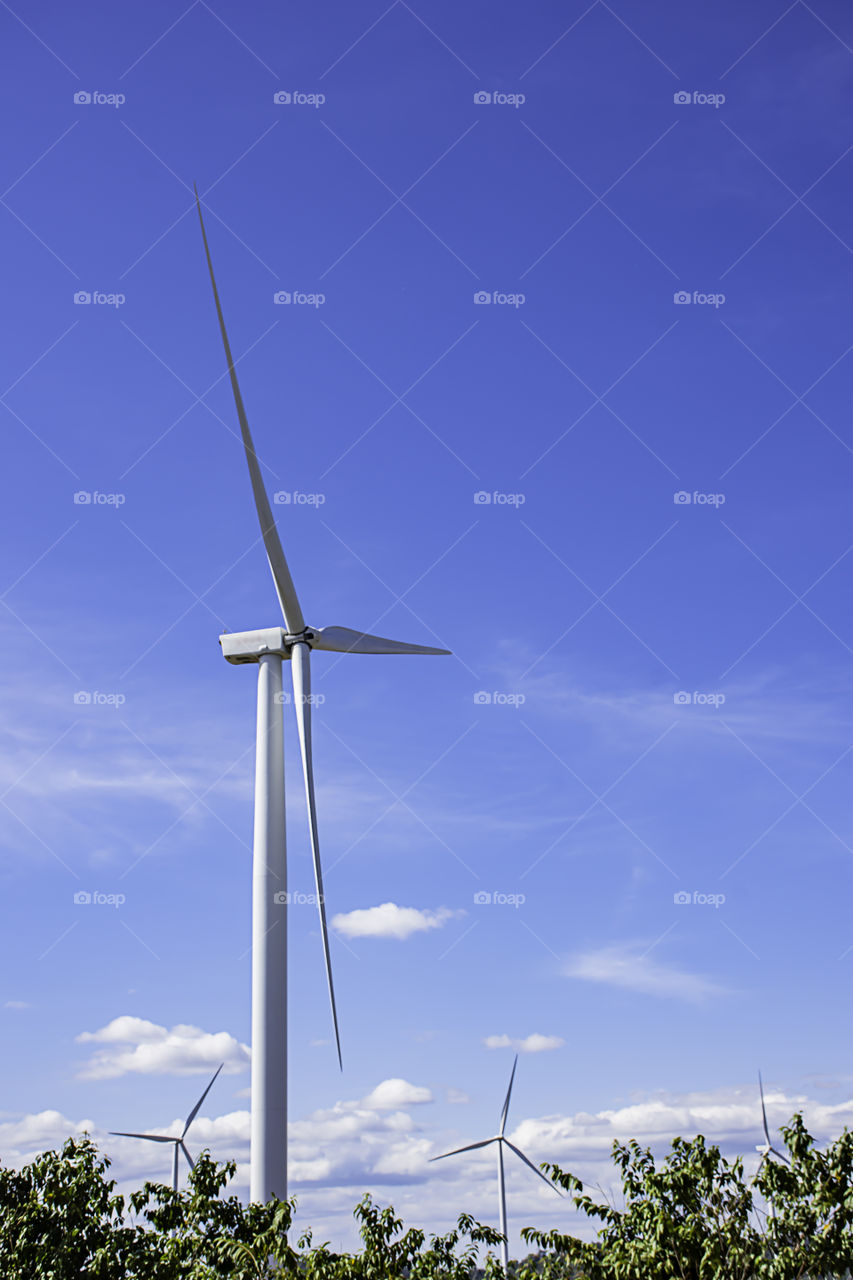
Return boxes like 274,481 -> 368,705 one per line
493,648 -> 853,747
484,1033 -> 565,1053
564,944 -> 726,1002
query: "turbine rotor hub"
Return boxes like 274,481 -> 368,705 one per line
284,628 -> 315,648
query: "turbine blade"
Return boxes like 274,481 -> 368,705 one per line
194,188 -> 304,633
499,1055 -> 519,1136
769,1145 -> 791,1166
180,1141 -> 195,1170
109,1132 -> 174,1143
503,1139 -> 563,1195
291,641 -> 342,1070
182,1062 -> 224,1138
430,1137 -> 496,1161
759,1071 -> 771,1146
309,626 -> 450,656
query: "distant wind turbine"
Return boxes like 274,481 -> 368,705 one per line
194,188 -> 450,1205
430,1056 -> 561,1272
110,1063 -> 223,1192
754,1070 -> 790,1219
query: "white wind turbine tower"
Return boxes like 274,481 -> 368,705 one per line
195,191 -> 450,1205
431,1056 -> 561,1272
110,1063 -> 223,1192
753,1070 -> 790,1219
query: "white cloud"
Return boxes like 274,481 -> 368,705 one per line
564,944 -> 725,1002
504,657 -> 853,747
360,1079 -> 433,1110
331,903 -> 461,941
484,1034 -> 565,1053
510,1083 -> 853,1164
76,1016 -> 250,1079
8,1081 -> 853,1257
0,1110 -> 96,1156
3,1000 -> 30,1010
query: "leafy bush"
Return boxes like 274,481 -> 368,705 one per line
2,1114 -> 853,1277
524,1117 -> 853,1279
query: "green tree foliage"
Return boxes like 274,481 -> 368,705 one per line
0,1137 -> 502,1277
523,1117 -> 853,1279
296,1196 -> 504,1277
0,1137 -> 299,1278
2,1116 -> 853,1278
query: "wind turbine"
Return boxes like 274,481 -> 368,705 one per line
194,190 -> 450,1206
753,1071 -> 789,1219
110,1063 -> 223,1192
431,1056 -> 561,1272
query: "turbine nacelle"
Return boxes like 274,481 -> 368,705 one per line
220,626 -> 450,664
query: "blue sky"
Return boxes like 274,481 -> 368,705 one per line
3,0 -> 853,1255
